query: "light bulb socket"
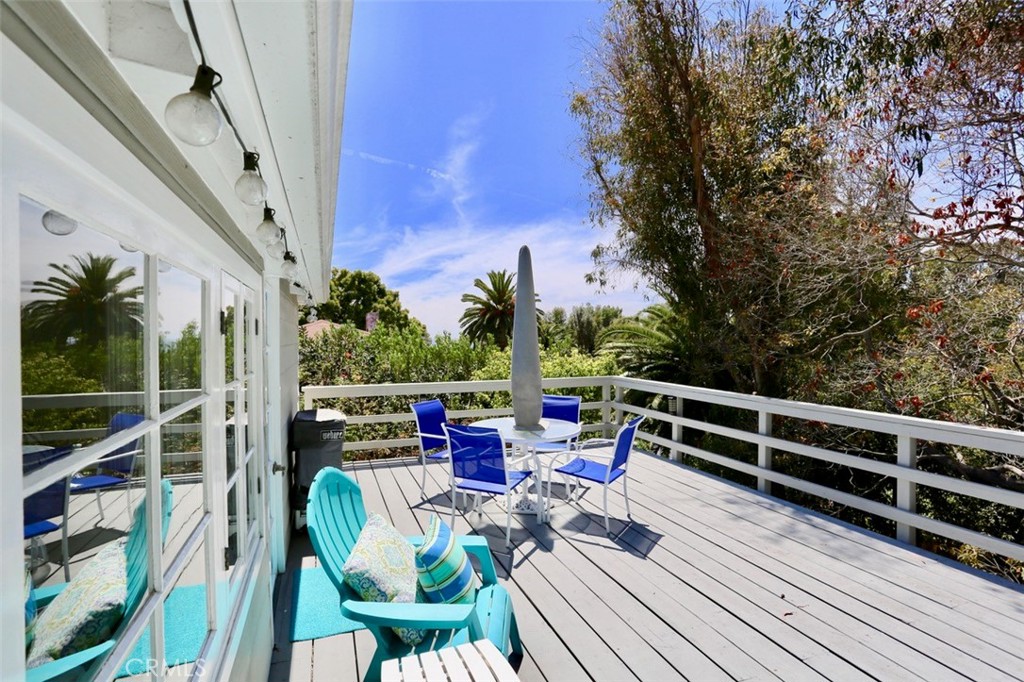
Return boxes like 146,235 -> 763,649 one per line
242,151 -> 260,172
190,64 -> 221,98
283,251 -> 297,264
263,206 -> 276,222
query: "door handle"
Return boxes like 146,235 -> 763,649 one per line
272,462 -> 286,474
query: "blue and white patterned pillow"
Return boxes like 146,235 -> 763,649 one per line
27,540 -> 127,668
415,514 -> 479,605
342,512 -> 425,646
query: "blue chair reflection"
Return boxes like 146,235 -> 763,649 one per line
23,445 -> 75,581
70,412 -> 144,521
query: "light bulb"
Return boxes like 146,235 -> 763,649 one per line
267,240 -> 287,260
255,207 -> 280,245
309,307 -> 318,317
120,242 -> 139,253
234,152 -> 268,205
281,259 -> 299,280
165,65 -> 223,146
158,260 -> 173,273
41,210 -> 77,236
308,311 -> 318,323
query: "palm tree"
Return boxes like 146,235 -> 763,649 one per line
459,270 -> 517,349
599,304 -> 693,384
22,253 -> 143,346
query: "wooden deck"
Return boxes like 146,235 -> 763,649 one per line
269,453 -> 1024,682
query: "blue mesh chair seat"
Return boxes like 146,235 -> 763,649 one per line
443,423 -> 533,548
554,457 -> 626,484
547,416 -> 645,535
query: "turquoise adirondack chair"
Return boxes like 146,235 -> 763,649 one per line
27,480 -> 173,682
306,467 -> 522,682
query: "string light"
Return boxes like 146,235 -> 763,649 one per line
267,236 -> 287,260
282,252 -> 299,280
234,151 -> 268,205
169,0 -> 304,284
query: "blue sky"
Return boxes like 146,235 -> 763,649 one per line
332,0 -> 653,336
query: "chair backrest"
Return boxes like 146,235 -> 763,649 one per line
125,479 -> 173,616
23,445 -> 75,525
443,424 -> 508,486
411,399 -> 448,452
306,467 -> 367,593
611,416 -> 645,472
542,394 -> 582,424
104,412 -> 146,475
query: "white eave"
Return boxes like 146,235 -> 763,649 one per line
4,0 -> 352,301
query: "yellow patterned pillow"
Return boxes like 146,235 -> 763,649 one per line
27,541 -> 127,668
342,512 -> 425,646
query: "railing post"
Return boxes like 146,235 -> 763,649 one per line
896,434 -> 918,545
615,385 -> 624,427
601,382 -> 612,438
757,411 -> 773,495
670,396 -> 684,462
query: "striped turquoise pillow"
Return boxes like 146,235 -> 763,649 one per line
414,515 -> 480,605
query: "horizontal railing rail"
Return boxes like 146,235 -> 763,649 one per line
302,375 -> 1024,565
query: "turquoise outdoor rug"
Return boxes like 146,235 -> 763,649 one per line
116,584 -> 207,678
289,566 -> 364,641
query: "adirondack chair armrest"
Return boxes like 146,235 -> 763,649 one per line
458,536 -> 499,585
25,639 -> 114,682
33,582 -> 68,607
341,600 -> 475,629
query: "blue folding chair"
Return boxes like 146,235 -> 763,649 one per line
443,423 -> 533,548
546,416 -> 645,535
535,394 -> 583,453
410,399 -> 451,499
70,412 -> 144,521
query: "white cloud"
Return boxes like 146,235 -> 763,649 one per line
336,108 -> 655,335
374,216 -> 653,336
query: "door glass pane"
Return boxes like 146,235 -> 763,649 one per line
246,454 -> 258,533
226,484 -> 239,571
160,537 -> 210,678
159,263 -> 203,412
20,196 -> 145,451
225,396 -> 236,481
222,278 -> 236,384
162,407 -> 204,566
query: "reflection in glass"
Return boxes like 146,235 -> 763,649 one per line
246,455 -> 258,533
225,396 -> 236,480
159,263 -> 203,411
24,460 -> 149,671
223,279 -> 236,384
162,540 -> 210,678
20,196 -> 145,451
162,408 -> 204,567
120,533 -> 210,680
226,484 -> 239,571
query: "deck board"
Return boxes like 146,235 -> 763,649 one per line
271,453 -> 1024,682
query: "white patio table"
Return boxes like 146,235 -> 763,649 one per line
469,417 -> 580,516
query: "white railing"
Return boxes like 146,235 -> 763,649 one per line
302,375 -> 1024,565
